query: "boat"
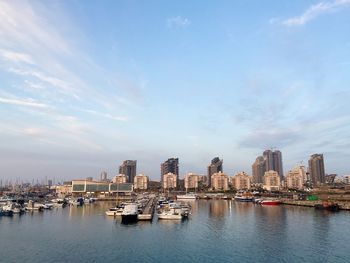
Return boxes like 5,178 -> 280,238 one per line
25,200 -> 43,211
158,207 -> 183,220
260,199 -> 281,205
121,203 -> 138,223
105,206 -> 124,216
234,192 -> 254,202
176,194 -> 197,200
315,201 -> 339,212
0,207 -> 13,216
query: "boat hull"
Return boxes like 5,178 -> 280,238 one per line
260,200 -> 281,205
121,214 -> 138,223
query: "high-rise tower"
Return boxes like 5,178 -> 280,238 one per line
308,154 -> 325,186
161,158 -> 179,185
119,160 -> 137,183
252,156 -> 266,183
263,149 -> 283,179
207,157 -> 223,187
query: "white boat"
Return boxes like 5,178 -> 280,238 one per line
176,194 -> 197,200
158,207 -> 183,220
25,200 -> 43,211
121,203 -> 138,223
105,207 -> 124,216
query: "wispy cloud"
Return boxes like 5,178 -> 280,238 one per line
80,109 -> 129,122
282,0 -> 350,26
0,96 -> 49,108
167,16 -> 191,28
0,49 -> 35,64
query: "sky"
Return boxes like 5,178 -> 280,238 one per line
1,0 -> 350,182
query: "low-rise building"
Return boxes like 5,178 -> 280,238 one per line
55,182 -> 72,198
211,172 -> 229,191
112,174 -> 127,184
134,174 -> 148,190
263,170 -> 281,191
232,171 -> 251,190
163,172 -> 177,189
184,173 -> 199,189
71,179 -> 133,197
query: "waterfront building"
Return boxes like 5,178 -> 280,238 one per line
285,166 -> 306,190
161,158 -> 179,187
252,156 -> 266,183
232,171 -> 251,190
163,172 -> 177,189
71,179 -> 133,197
207,157 -> 223,187
119,160 -> 137,183
112,174 -> 127,184
211,172 -> 229,191
308,154 -> 325,186
263,149 -> 284,180
184,173 -> 199,190
263,170 -> 281,191
55,182 -> 72,198
134,174 -> 148,190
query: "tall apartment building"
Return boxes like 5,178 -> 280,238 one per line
308,154 -> 325,186
207,157 -> 223,187
119,160 -> 137,183
263,149 -> 283,180
161,158 -> 179,186
252,156 -> 266,183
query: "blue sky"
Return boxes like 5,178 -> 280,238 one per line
1,0 -> 350,182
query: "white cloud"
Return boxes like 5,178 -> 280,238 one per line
0,49 -> 35,64
0,96 -> 49,108
167,16 -> 191,28
282,0 -> 350,26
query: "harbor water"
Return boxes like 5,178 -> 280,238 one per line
0,200 -> 349,263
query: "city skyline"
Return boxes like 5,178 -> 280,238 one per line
1,1 -> 350,181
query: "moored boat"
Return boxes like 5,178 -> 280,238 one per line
176,194 -> 197,200
121,203 -> 138,223
260,199 -> 281,205
234,192 -> 254,202
105,206 -> 124,216
315,201 -> 339,212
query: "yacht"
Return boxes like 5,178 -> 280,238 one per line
158,207 -> 183,220
121,203 -> 138,223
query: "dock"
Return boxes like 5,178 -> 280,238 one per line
281,199 -> 350,211
138,197 -> 156,220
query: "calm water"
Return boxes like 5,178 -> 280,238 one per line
0,200 -> 349,263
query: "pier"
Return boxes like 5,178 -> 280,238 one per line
138,197 -> 156,220
281,199 -> 350,211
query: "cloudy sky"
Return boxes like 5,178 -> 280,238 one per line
1,0 -> 350,182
